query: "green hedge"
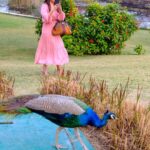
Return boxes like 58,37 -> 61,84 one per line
35,2 -> 138,55
61,0 -> 78,17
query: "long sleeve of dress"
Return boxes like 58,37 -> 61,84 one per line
41,4 -> 52,23
57,11 -> 65,21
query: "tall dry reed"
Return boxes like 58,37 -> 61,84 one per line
0,72 -> 14,100
40,70 -> 150,150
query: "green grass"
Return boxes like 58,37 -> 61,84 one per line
0,13 -> 150,101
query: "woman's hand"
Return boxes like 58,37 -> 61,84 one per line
56,4 -> 62,13
49,5 -> 58,15
53,5 -> 58,11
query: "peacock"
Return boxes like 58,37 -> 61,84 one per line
0,94 -> 117,150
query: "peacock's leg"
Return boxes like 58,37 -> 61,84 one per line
64,129 -> 76,150
54,127 -> 67,150
74,128 -> 88,150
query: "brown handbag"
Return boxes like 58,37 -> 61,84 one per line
52,21 -> 72,36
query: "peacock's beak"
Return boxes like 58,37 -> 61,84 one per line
115,117 -> 118,120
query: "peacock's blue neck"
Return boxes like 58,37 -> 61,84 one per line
78,108 -> 110,128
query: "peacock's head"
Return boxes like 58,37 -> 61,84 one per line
104,110 -> 117,120
88,109 -> 117,128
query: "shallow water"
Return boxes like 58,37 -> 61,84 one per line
77,1 -> 150,29
0,0 -> 8,12
0,0 -> 19,13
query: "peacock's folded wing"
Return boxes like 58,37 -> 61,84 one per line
25,94 -> 89,115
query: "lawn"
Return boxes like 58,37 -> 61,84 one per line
0,13 -> 150,101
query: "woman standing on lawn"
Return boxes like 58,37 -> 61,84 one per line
35,0 -> 69,76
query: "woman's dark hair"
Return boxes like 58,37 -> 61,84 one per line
44,0 -> 51,10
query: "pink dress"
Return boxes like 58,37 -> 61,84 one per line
35,3 -> 69,65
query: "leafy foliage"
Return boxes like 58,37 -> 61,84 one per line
134,44 -> 145,55
63,3 -> 138,55
35,17 -> 42,39
61,0 -> 79,17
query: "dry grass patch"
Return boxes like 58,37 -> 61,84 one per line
40,71 -> 150,150
40,71 -> 85,97
0,72 -> 14,100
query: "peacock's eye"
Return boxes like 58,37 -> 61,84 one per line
110,114 -> 116,120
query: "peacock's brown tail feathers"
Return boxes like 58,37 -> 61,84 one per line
0,94 -> 40,114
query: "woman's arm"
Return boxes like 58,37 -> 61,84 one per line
41,4 -> 57,23
57,4 -> 65,21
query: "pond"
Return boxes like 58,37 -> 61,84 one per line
0,0 -> 40,16
0,0 -> 18,13
0,0 -> 9,12
0,0 -> 150,29
76,0 -> 150,29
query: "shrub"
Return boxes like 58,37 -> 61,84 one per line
134,44 -> 145,55
0,72 -> 14,100
40,71 -> 150,150
63,15 -> 91,55
35,17 -> 43,39
61,0 -> 79,17
63,3 -> 137,55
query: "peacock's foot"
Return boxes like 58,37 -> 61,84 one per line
82,144 -> 88,150
69,138 -> 78,144
52,144 -> 68,150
